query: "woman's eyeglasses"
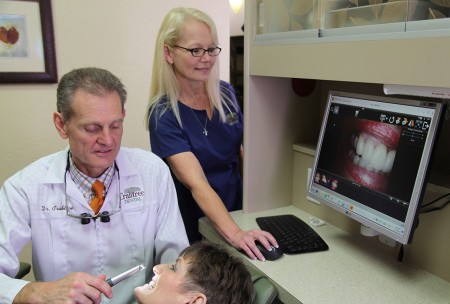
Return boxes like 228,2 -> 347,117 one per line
173,45 -> 221,57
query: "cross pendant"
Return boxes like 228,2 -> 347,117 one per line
203,129 -> 208,136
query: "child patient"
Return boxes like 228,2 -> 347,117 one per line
134,241 -> 253,304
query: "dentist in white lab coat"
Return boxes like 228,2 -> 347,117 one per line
0,67 -> 189,304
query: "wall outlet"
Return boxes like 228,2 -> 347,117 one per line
306,168 -> 320,205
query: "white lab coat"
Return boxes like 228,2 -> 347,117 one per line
0,147 -> 189,304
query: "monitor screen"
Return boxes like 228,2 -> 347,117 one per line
307,91 -> 445,244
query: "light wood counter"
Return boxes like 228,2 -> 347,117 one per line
199,206 -> 450,304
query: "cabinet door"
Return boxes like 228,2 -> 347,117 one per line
255,0 -> 320,42
323,0 -> 450,35
254,0 -> 450,42
407,0 -> 450,31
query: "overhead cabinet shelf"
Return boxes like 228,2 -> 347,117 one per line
255,0 -> 450,43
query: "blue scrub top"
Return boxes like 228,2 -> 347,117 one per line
149,81 -> 243,242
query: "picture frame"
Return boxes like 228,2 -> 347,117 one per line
0,0 -> 57,83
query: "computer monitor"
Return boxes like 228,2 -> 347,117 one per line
307,91 -> 445,245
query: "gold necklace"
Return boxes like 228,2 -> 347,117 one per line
189,108 -> 208,136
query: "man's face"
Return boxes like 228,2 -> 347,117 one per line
56,89 -> 125,177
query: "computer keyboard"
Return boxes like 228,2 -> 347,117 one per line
256,214 -> 329,254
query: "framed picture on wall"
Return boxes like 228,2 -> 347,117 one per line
0,0 -> 57,83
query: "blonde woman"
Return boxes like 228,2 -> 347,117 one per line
146,7 -> 277,260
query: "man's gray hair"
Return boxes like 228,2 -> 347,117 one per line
57,67 -> 127,121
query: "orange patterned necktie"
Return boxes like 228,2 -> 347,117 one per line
89,180 -> 105,215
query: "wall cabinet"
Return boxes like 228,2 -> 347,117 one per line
242,0 -> 450,283
251,0 -> 450,87
243,0 -> 450,213
256,0 -> 450,40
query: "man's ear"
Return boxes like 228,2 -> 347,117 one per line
53,112 -> 68,139
187,293 -> 207,304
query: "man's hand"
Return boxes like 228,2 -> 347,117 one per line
13,272 -> 112,304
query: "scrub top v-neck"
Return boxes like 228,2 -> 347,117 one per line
149,82 -> 243,242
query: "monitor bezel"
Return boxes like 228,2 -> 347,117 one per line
307,90 -> 445,245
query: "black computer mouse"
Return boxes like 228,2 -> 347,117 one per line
255,241 -> 283,261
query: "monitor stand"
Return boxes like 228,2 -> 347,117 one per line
360,225 -> 379,237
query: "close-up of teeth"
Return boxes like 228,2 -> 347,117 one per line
350,133 -> 396,173
149,280 -> 156,289
149,274 -> 159,289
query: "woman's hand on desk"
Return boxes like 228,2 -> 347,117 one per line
231,228 -> 278,261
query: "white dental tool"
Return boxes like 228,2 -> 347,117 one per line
105,264 -> 146,287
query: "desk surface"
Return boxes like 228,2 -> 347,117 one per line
199,206 -> 450,304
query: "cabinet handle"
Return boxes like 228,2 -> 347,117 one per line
258,2 -> 265,28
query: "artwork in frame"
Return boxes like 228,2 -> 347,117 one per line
0,0 -> 57,83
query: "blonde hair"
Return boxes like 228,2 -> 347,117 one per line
145,7 -> 237,129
